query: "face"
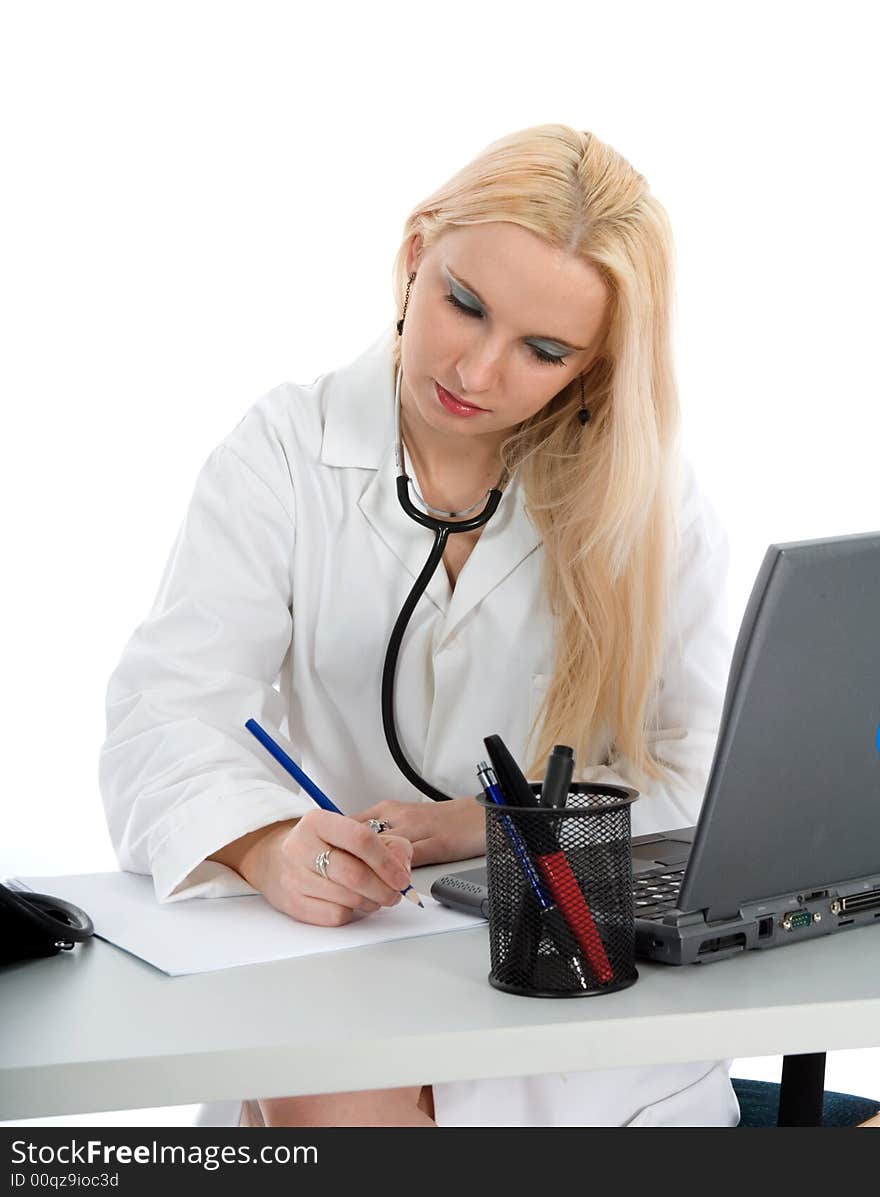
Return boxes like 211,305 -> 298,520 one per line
400,222 -> 609,460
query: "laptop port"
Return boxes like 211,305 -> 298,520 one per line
830,888 -> 880,915
780,911 -> 816,931
758,917 -> 773,939
697,932 -> 746,956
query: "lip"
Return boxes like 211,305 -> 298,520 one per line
434,381 -> 488,413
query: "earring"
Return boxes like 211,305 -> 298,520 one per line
397,272 -> 416,335
578,374 -> 591,425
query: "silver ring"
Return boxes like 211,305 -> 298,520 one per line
367,819 -> 391,834
314,848 -> 333,880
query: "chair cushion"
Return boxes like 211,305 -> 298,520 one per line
731,1077 -> 880,1127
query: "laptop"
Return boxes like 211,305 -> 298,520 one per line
432,530 -> 880,964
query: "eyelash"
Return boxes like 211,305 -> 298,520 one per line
443,293 -> 568,367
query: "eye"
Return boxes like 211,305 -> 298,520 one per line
529,345 -> 568,367
443,293 -> 568,367
444,292 -> 482,319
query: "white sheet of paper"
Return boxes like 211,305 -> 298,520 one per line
9,872 -> 484,977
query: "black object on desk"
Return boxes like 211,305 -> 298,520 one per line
0,881 -> 94,965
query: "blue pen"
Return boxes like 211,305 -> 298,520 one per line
245,719 -> 423,907
477,760 -> 552,909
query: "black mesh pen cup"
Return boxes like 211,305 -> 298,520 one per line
478,782 -> 640,998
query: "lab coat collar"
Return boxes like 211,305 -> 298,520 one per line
320,324 -> 542,646
319,324 -> 398,470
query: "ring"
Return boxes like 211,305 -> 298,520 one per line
367,819 -> 391,834
314,848 -> 333,880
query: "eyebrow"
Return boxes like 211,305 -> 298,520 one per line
444,265 -> 589,353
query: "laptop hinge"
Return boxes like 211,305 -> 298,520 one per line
671,910 -> 706,927
708,893 -> 802,925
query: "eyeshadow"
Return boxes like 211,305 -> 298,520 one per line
444,265 -> 586,353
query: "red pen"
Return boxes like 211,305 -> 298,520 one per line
532,851 -> 614,983
537,744 -> 614,982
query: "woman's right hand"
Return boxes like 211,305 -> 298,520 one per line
238,809 -> 415,927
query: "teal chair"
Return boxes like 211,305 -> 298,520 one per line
732,1077 -> 880,1127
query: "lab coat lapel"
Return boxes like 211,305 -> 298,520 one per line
319,324 -> 543,629
427,470 -> 537,649
357,439 -> 452,614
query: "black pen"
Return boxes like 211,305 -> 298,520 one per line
540,744 -> 575,809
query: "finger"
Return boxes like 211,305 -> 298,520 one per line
409,837 -> 436,868
408,835 -> 459,867
306,844 -> 406,907
352,805 -> 434,843
353,813 -> 395,834
350,803 -> 399,825
299,867 -> 395,912
378,837 -> 416,885
377,832 -> 413,859
285,893 -> 358,928
313,814 -> 414,894
283,811 -> 413,900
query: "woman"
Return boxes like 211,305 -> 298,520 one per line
99,123 -> 739,1127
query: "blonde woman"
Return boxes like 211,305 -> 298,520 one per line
100,124 -> 739,1127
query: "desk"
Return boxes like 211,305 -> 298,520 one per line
2,859 -> 879,1124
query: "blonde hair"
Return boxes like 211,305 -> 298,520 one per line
390,124 -> 684,793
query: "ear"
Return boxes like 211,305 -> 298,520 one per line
405,233 -> 424,276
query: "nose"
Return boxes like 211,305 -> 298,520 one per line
455,336 -> 505,397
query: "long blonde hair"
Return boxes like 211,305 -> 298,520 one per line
390,124 -> 684,793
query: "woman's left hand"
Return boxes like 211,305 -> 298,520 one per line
351,795 -> 485,867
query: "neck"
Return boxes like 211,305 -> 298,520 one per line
401,426 -> 507,518
398,387 -> 506,500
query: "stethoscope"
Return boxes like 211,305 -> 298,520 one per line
382,364 -> 510,803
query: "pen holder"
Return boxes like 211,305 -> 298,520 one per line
478,782 -> 640,998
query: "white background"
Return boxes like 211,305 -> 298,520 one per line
2,1 -> 877,1124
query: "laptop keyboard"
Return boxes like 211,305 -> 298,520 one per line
633,870 -> 685,920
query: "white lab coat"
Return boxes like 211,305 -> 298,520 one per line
99,324 -> 740,1128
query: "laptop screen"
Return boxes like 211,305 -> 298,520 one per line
679,530 -> 880,922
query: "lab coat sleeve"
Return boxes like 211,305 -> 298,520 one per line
99,441 -> 315,903
580,468 -> 734,835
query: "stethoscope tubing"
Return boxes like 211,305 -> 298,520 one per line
383,366 -> 506,802
381,521 -> 454,802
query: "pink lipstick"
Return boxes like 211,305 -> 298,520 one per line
434,381 -> 487,417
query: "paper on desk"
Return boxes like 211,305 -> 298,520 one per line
9,872 -> 484,977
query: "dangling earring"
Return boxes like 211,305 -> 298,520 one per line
397,272 -> 416,335
578,373 -> 591,425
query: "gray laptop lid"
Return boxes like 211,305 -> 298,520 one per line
679,530 -> 880,922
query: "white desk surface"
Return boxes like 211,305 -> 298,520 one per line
3,859 -> 880,1120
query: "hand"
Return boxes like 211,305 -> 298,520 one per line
351,795 -> 486,867
239,809 -> 415,927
